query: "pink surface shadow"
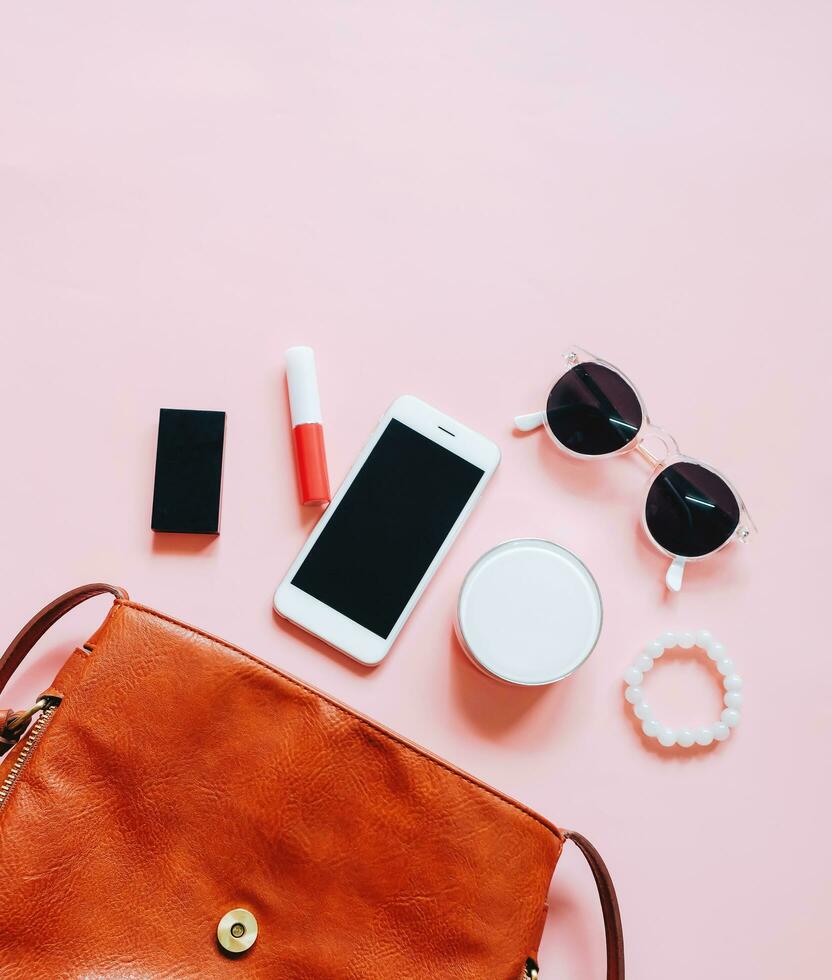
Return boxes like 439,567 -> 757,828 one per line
521,428 -> 628,501
448,628 -> 569,736
151,532 -> 218,556
544,885 -> 598,978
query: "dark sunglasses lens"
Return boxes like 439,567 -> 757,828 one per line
645,462 -> 740,558
546,363 -> 643,455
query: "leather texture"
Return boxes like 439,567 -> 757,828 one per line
0,586 -> 624,979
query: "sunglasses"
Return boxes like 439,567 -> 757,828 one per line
515,348 -> 755,592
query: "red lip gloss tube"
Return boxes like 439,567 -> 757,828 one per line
286,346 -> 331,506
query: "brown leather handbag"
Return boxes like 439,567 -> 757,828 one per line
0,585 -> 624,979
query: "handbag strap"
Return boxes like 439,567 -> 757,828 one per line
0,583 -> 127,698
0,585 -> 625,979
564,830 -> 625,979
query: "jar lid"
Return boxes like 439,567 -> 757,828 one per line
456,539 -> 603,686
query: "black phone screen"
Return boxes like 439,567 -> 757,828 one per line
291,419 -> 484,638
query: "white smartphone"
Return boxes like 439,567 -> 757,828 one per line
274,395 -> 500,665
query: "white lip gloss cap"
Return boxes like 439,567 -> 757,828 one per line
286,346 -> 322,426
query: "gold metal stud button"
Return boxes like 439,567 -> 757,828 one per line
217,908 -> 258,954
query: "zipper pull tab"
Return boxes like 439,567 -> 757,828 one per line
0,696 -> 57,757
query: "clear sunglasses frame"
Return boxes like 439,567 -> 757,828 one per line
515,347 -> 756,591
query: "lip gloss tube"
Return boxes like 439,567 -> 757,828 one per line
286,346 -> 331,506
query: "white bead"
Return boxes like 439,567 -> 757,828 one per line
722,708 -> 741,728
635,654 -> 654,673
676,729 -> 695,748
695,629 -> 713,649
678,632 -> 695,649
724,691 -> 743,710
645,640 -> 664,660
657,727 -> 677,747
716,658 -> 735,676
624,667 -> 643,687
660,631 -> 677,649
642,718 -> 661,737
712,722 -> 730,741
625,686 -> 643,704
724,674 -> 743,692
695,727 -> 714,746
634,701 -> 652,721
707,641 -> 725,662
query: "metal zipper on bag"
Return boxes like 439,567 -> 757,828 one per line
523,957 -> 540,979
0,702 -> 58,813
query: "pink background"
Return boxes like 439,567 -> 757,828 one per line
1,3 -> 829,976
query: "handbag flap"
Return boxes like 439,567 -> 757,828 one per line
1,598 -> 563,979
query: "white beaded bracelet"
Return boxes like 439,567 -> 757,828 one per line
623,630 -> 743,748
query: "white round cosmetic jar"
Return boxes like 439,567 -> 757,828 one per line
455,539 -> 603,686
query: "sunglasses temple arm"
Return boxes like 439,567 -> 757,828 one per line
666,556 -> 687,592
514,411 -> 546,432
